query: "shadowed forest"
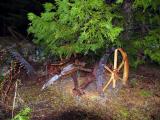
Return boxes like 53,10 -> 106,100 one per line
0,0 -> 160,120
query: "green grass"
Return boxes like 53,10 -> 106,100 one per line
119,108 -> 129,119
139,90 -> 152,97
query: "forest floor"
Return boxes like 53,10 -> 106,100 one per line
0,37 -> 160,120
12,64 -> 160,120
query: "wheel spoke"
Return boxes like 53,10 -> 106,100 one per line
114,49 -> 118,69
104,65 -> 113,74
103,76 -> 113,92
118,60 -> 124,71
112,77 -> 116,88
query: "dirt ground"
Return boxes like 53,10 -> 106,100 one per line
6,64 -> 158,120
0,37 -> 160,120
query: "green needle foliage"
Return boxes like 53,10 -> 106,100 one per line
130,0 -> 160,65
28,0 -> 123,58
28,0 -> 160,66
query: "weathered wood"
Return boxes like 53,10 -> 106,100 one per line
103,76 -> 113,92
113,49 -> 118,88
77,67 -> 92,72
117,48 -> 129,85
103,48 -> 129,92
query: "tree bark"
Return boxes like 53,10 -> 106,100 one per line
123,0 -> 133,41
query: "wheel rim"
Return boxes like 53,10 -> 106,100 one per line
103,48 -> 129,92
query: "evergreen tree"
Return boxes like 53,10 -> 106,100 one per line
28,0 -> 123,58
28,0 -> 160,66
128,0 -> 160,66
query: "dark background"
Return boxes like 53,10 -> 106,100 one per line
0,0 -> 116,37
0,0 -> 53,36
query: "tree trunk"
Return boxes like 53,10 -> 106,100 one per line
123,0 -> 133,41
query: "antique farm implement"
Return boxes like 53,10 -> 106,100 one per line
103,48 -> 129,92
43,47 -> 129,96
43,58 -> 92,95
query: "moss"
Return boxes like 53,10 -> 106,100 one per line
139,90 -> 152,97
114,106 -> 129,120
119,108 -> 129,118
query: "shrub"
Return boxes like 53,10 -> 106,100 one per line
28,0 -> 123,58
